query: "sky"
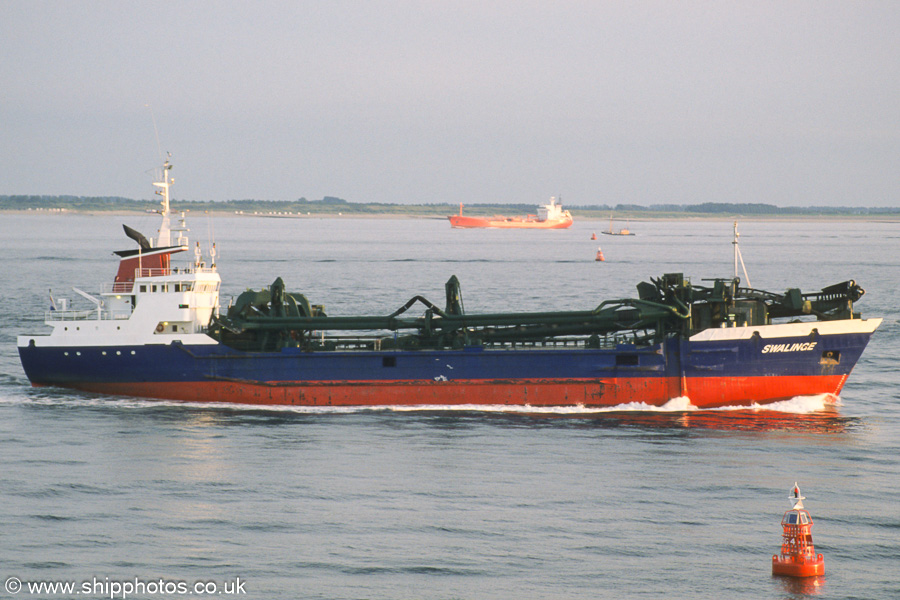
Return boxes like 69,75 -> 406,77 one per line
2,1 -> 899,207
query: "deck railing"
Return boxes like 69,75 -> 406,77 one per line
136,266 -> 216,278
45,308 -> 132,322
45,309 -> 101,322
101,282 -> 135,294
99,266 -> 217,294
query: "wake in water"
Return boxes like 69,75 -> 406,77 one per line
317,393 -> 840,415
601,393 -> 841,415
1,390 -> 840,415
714,393 -> 840,414
0,387 -> 854,432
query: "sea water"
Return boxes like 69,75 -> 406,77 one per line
1,214 -> 898,600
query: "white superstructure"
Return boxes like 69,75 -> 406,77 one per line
537,196 -> 571,222
18,158 -> 221,350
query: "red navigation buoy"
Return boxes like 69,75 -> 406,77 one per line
591,232 -> 597,240
772,483 -> 825,577
595,247 -> 605,261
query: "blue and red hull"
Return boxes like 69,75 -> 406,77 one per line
17,327 -> 876,408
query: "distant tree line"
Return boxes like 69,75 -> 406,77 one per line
2,195 -> 899,217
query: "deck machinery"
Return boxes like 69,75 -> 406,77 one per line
209,274 -> 866,354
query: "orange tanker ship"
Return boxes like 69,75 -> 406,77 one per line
448,196 -> 573,229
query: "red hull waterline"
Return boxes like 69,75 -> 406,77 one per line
37,374 -> 849,408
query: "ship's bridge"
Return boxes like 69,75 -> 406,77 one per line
98,265 -> 221,335
43,207 -> 221,339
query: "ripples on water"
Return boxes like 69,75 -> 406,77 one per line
1,215 -> 898,599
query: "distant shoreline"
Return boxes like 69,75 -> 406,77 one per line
5,194 -> 900,221
3,208 -> 899,222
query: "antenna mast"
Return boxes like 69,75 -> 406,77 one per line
732,221 -> 752,288
145,103 -> 163,164
152,156 -> 174,247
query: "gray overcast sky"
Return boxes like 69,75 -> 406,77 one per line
2,1 -> 899,206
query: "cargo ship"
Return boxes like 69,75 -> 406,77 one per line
447,196 -> 573,228
17,162 -> 881,408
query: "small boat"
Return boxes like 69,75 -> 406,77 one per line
448,197 -> 573,229
601,215 -> 635,236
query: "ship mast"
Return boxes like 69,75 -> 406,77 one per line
732,221 -> 751,288
152,155 -> 174,247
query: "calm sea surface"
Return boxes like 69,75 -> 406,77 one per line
1,214 -> 898,600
